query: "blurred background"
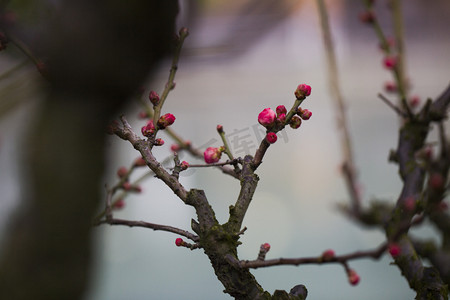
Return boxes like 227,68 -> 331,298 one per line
1,0 -> 450,299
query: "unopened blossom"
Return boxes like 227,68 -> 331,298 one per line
117,166 -> 128,178
175,238 -> 184,247
204,147 -> 222,164
298,108 -> 312,120
157,113 -> 176,129
384,81 -> 397,93
154,138 -> 165,146
262,243 -> 271,252
170,144 -> 181,152
141,120 -> 155,137
383,56 -> 397,69
277,113 -> 286,123
388,243 -> 401,258
276,105 -> 287,116
113,199 -> 125,210
134,157 -> 146,167
348,269 -> 360,286
258,108 -> 276,128
290,116 -> 302,129
180,161 -> 189,170
266,132 -> 277,144
294,84 -> 312,99
149,90 -> 160,106
321,249 -> 335,261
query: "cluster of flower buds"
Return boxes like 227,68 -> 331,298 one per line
204,146 -> 225,164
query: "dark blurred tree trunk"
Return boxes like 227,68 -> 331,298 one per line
0,1 -> 178,299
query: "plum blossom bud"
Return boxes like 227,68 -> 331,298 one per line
348,269 -> 360,286
157,113 -> 176,129
175,238 -> 184,247
258,108 -> 276,128
290,116 -> 302,129
384,81 -> 397,93
117,167 -> 128,178
388,243 -> 401,258
113,199 -> 125,210
403,197 -> 416,212
298,108 -> 312,120
429,173 -> 444,190
141,120 -> 155,137
217,124 -> 224,134
122,182 -> 132,190
409,95 -> 420,108
383,56 -> 397,69
134,157 -> 146,167
180,161 -> 189,170
277,113 -> 286,123
294,84 -> 312,100
204,147 -> 222,164
149,90 -> 160,106
258,243 -> 271,260
138,111 -> 149,119
154,138 -> 165,146
321,249 -> 335,261
276,105 -> 287,116
262,243 -> 271,252
170,144 -> 181,152
266,132 -> 277,144
359,11 -> 375,23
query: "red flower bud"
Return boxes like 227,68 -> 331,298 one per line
175,238 -> 184,247
113,199 -> 125,210
409,95 -> 420,108
383,56 -> 397,69
217,124 -> 224,133
134,157 -> 147,167
294,84 -> 312,100
388,243 -> 401,258
384,81 -> 397,93
359,11 -> 375,24
266,132 -> 277,144
138,111 -> 149,119
117,167 -> 128,178
204,147 -> 222,164
321,249 -> 335,261
277,113 -> 286,123
170,144 -> 181,152
298,108 -> 312,120
348,269 -> 360,286
122,182 -> 132,190
262,243 -> 271,252
290,116 -> 302,129
149,90 -> 160,106
141,120 -> 155,137
258,108 -> 276,128
154,138 -> 165,146
276,105 -> 287,116
180,161 -> 189,170
157,113 -> 176,129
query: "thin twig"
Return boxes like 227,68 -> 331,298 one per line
378,93 -> 407,117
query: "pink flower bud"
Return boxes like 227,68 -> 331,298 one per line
359,11 -> 375,23
217,124 -> 224,133
276,105 -> 287,116
149,90 -> 160,106
122,182 -> 132,190
134,157 -> 146,167
384,81 -> 397,93
290,116 -> 302,129
266,132 -> 277,144
262,243 -> 271,252
403,197 -> 416,212
348,269 -> 360,286
170,144 -> 181,152
298,108 -> 312,120
180,161 -> 189,170
117,167 -> 128,178
154,138 -> 165,146
388,243 -> 401,258
294,84 -> 312,99
138,111 -> 149,119
141,120 -> 155,137
113,199 -> 125,210
321,249 -> 335,261
429,173 -> 444,190
175,238 -> 184,247
204,147 -> 222,164
383,56 -> 397,69
157,113 -> 176,129
277,113 -> 286,123
409,95 -> 420,108
258,108 -> 276,128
